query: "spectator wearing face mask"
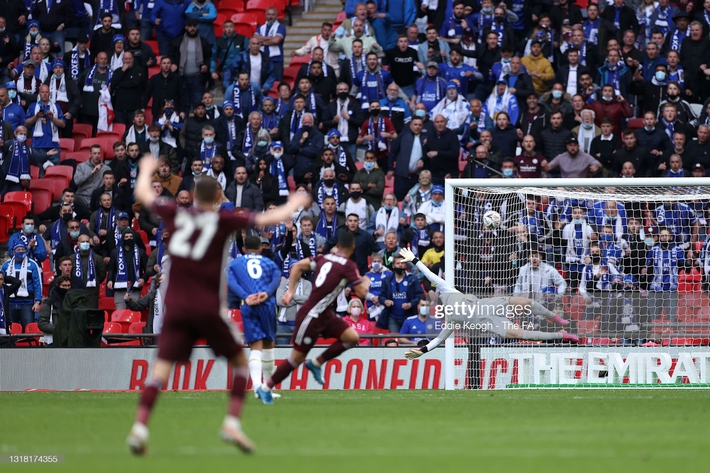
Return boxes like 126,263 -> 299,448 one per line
71,234 -> 107,309
108,228 -> 148,310
364,252 -> 390,322
7,215 -> 47,264
376,253 -> 424,333
343,298 -> 373,345
398,297 -> 440,345
2,242 -> 42,330
38,275 -> 70,346
1,83 -> 27,130
352,150 -> 385,211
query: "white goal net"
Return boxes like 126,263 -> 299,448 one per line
443,178 -> 710,389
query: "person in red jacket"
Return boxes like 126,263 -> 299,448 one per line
584,84 -> 633,136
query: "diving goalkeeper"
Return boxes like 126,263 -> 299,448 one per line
398,247 -> 578,360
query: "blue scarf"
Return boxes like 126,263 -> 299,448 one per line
115,243 -> 141,289
70,46 -> 90,80
613,6 -> 622,29
51,220 -> 64,251
654,5 -> 672,34
478,12 -> 493,34
23,36 -> 39,59
200,141 -> 217,170
233,85 -> 255,118
349,54 -> 366,83
411,227 -> 430,257
0,285 -> 5,333
275,98 -> 287,118
670,28 -> 686,52
242,127 -> 255,154
317,181 -> 340,209
94,0 -> 119,29
95,207 -> 116,234
316,212 -> 337,240
605,62 -> 622,92
290,111 -> 303,140
303,91 -> 317,114
74,249 -> 97,287
662,119 -> 675,139
584,19 -> 599,45
270,157 -> 289,196
490,21 -> 505,47
302,233 -> 317,256
6,140 -> 30,183
367,116 -> 387,151
668,67 -> 684,88
229,238 -> 241,260
83,64 -> 111,92
335,145 -> 348,168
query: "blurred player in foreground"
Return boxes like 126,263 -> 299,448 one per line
256,232 -> 371,404
397,247 -> 578,361
127,156 -> 311,455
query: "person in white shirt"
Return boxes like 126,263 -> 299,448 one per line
292,22 -> 339,76
513,246 -> 567,302
338,181 -> 375,231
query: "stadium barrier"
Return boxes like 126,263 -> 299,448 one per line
0,347 -> 446,391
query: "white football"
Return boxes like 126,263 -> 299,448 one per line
482,210 -> 502,229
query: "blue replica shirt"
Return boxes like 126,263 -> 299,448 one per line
590,201 -> 628,234
439,63 -> 480,95
597,241 -> 624,266
28,102 -> 64,148
256,21 -> 287,62
354,69 -> 393,109
414,76 -> 447,111
227,253 -> 282,312
439,14 -> 474,41
654,204 -> 698,245
388,276 -> 412,319
518,210 -> 547,239
399,315 -> 441,341
3,103 -> 26,130
646,245 -> 685,291
365,269 -> 389,309
509,0 -> 525,30
379,97 -> 411,124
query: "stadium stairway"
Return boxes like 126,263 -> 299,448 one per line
282,0 -> 344,68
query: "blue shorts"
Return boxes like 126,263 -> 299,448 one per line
241,303 -> 277,344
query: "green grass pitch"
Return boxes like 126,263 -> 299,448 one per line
2,390 -> 709,473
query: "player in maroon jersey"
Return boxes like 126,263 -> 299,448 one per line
126,156 -> 310,455
256,231 -> 372,403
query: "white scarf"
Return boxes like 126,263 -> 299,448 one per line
124,125 -> 145,145
31,101 -> 60,143
430,95 -> 469,132
49,74 -> 68,103
374,206 -> 399,243
158,112 -> 180,148
16,75 -> 38,95
482,85 -> 513,124
206,168 -> 227,189
110,51 -> 124,71
8,257 -> 29,297
98,87 -> 114,133
577,125 -> 596,153
259,21 -> 281,57
337,98 -> 350,139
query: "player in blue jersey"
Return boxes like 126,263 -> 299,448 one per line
227,236 -> 282,394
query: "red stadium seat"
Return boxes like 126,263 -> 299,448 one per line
99,296 -> 116,311
247,0 -> 284,19
59,138 -> 76,153
128,322 -> 146,333
99,122 -> 125,137
231,12 -> 260,24
144,40 -> 159,55
144,108 -> 153,125
72,123 -> 93,141
44,165 -> 74,186
103,322 -> 122,333
112,310 -> 142,332
25,322 -> 41,334
0,202 -> 26,229
10,322 -> 22,335
30,188 -> 52,214
61,150 -> 91,163
78,137 -> 105,151
0,214 -> 10,242
29,178 -> 60,201
148,66 -> 160,78
290,54 -> 310,65
30,165 -> 40,180
333,11 -> 347,29
233,22 -> 255,38
627,118 -> 644,130
4,191 -> 33,213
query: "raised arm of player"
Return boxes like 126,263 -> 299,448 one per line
135,154 -> 160,208
254,193 -> 313,228
399,246 -> 455,359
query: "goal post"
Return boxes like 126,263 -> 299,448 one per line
443,178 -> 710,390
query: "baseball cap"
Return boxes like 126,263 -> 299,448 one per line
446,80 -> 459,90
185,18 -> 198,26
5,81 -> 16,89
117,212 -> 130,220
566,136 -> 579,144
431,185 -> 445,195
270,141 -> 283,150
694,163 -> 706,173
327,129 -> 341,139
426,61 -> 439,69
23,61 -> 35,68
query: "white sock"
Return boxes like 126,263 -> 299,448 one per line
224,415 -> 241,431
262,349 -> 275,383
248,350 -> 262,389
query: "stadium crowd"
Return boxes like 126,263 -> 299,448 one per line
0,0 -> 710,347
